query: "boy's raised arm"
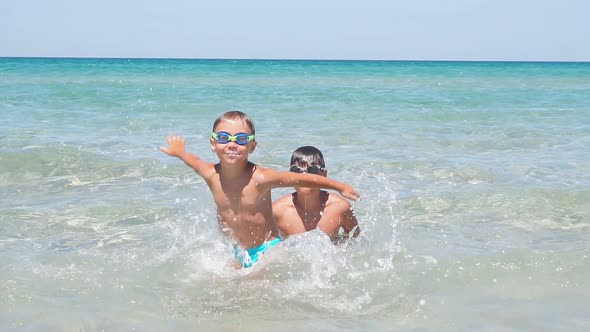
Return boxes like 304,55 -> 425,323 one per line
267,169 -> 360,200
160,135 -> 210,176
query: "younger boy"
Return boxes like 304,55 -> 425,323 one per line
160,111 -> 359,267
272,146 -> 360,243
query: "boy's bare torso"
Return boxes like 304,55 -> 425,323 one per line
205,163 -> 280,248
274,191 -> 352,240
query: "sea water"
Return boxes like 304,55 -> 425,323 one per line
1,58 -> 589,331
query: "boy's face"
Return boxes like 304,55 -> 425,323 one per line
210,119 -> 256,165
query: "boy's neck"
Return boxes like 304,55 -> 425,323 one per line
217,161 -> 253,179
294,189 -> 325,211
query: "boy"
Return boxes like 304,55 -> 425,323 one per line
160,111 -> 359,267
272,146 -> 360,243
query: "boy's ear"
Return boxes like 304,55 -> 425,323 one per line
249,141 -> 257,153
210,137 -> 216,151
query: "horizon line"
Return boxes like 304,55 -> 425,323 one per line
1,56 -> 589,64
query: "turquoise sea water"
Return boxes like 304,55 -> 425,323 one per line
1,58 -> 589,331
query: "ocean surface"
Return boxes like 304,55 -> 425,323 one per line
1,57 -> 589,331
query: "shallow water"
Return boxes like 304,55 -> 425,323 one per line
1,58 -> 590,331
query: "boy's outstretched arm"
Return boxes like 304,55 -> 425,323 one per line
160,135 -> 211,176
264,169 -> 360,200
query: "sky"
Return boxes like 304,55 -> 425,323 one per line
1,0 -> 589,61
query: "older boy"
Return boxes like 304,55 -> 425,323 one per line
161,111 -> 359,267
272,146 -> 360,243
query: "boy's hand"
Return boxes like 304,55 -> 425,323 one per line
340,184 -> 360,201
160,135 -> 186,157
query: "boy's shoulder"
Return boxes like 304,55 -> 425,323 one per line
251,164 -> 282,181
325,192 -> 353,210
272,192 -> 295,207
198,162 -> 219,178
272,193 -> 296,220
251,163 -> 274,174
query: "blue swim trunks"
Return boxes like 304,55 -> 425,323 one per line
234,238 -> 282,268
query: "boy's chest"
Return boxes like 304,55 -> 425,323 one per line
298,205 -> 341,236
210,181 -> 266,211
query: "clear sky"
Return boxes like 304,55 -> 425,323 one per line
1,0 -> 589,61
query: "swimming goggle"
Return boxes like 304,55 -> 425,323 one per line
212,132 -> 255,145
289,165 -> 325,174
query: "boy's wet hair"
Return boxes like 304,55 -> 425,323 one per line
213,111 -> 256,135
290,146 -> 325,168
